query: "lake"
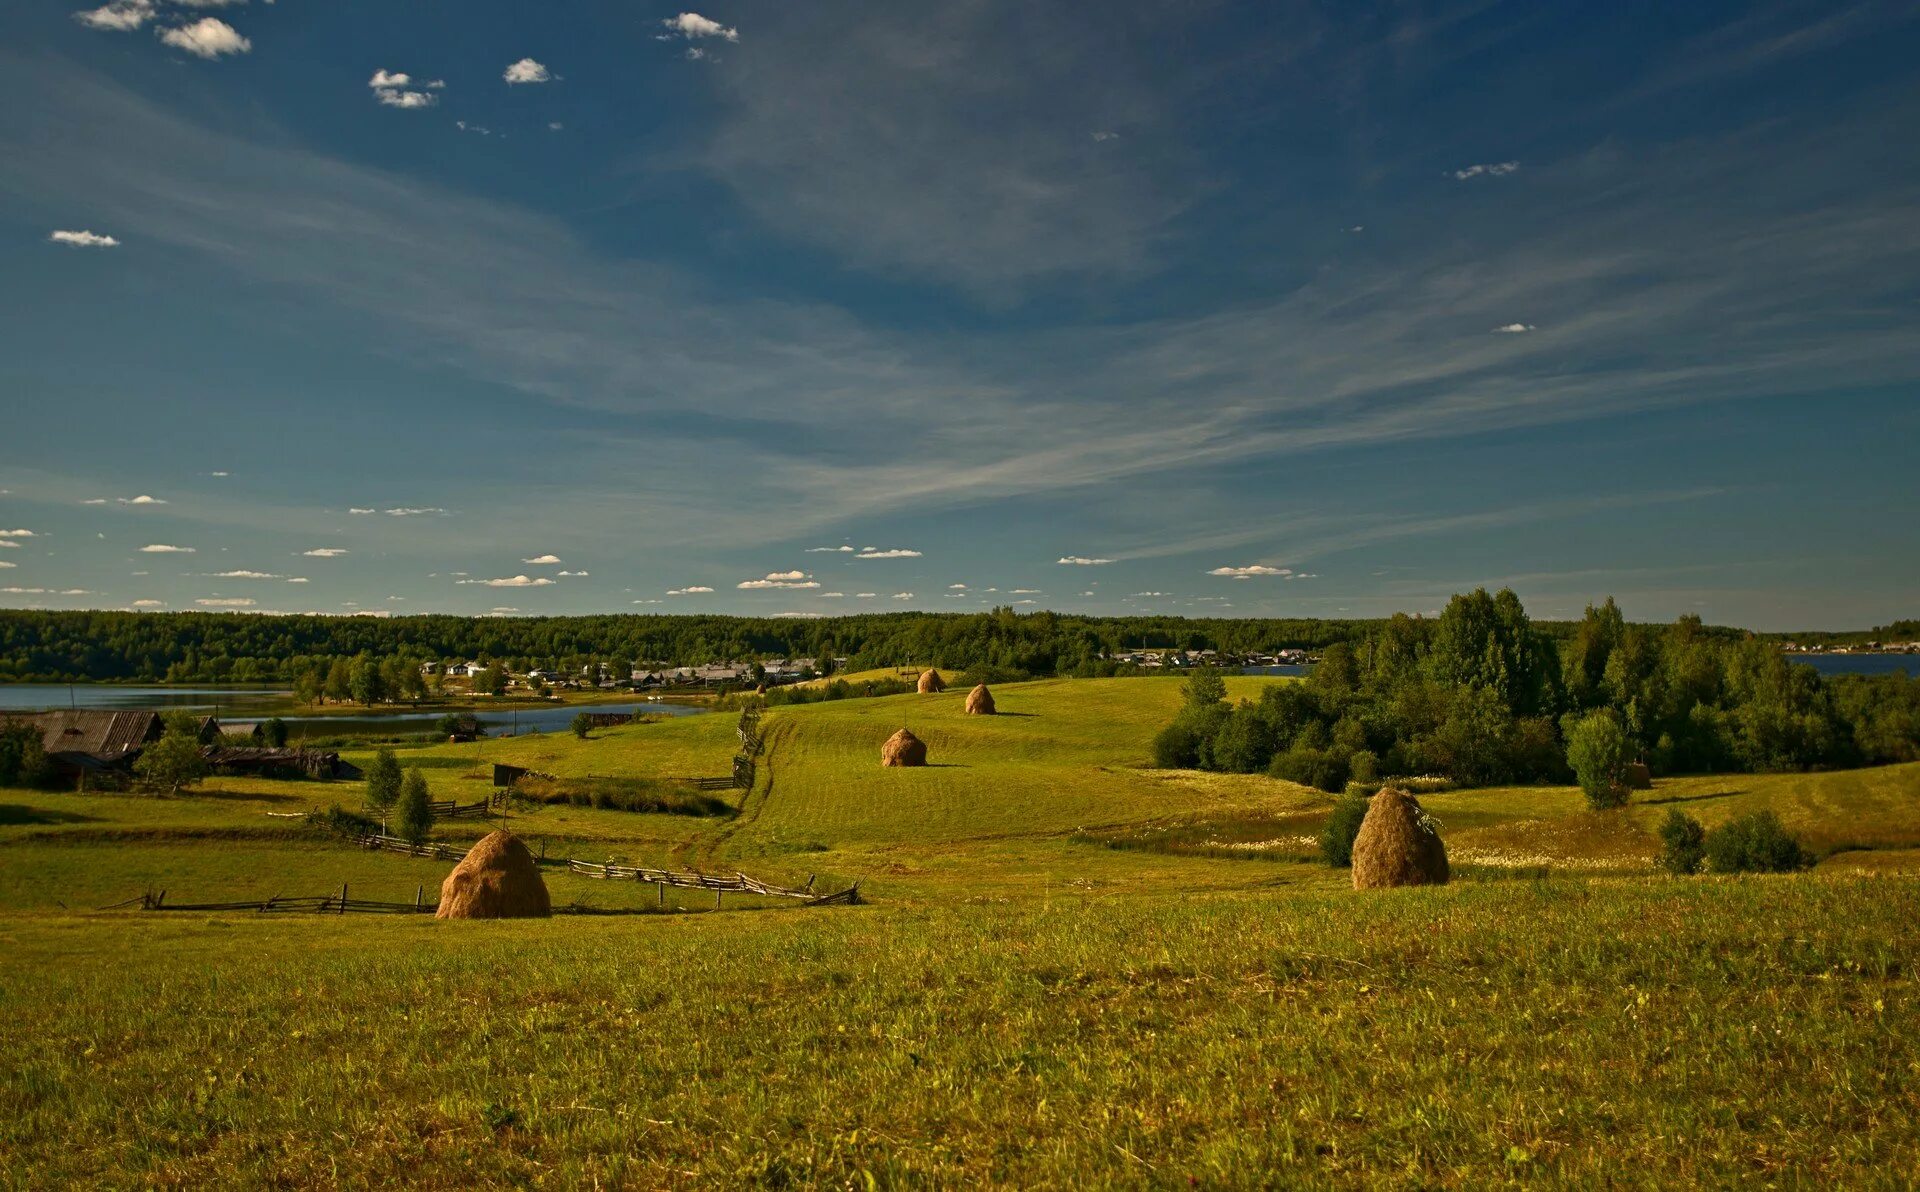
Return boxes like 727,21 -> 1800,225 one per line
0,685 -> 710,737
1792,654 -> 1917,677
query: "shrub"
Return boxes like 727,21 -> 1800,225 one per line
1319,790 -> 1370,867
260,717 -> 290,748
1269,746 -> 1350,793
1151,719 -> 1204,769
1656,808 -> 1706,874
1566,709 -> 1630,809
395,769 -> 435,843
570,712 -> 592,740
1348,749 -> 1379,785
0,722 -> 57,789
1705,810 -> 1811,873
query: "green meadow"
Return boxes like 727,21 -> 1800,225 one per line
3,676 -> 1918,1187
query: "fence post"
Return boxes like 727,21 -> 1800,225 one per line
715,888 -> 722,911
339,882 -> 348,914
658,881 -> 665,907
415,884 -> 424,911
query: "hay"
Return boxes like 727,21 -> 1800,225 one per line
965,684 -> 996,715
435,830 -> 552,919
1624,761 -> 1653,790
1351,787 -> 1449,890
917,669 -> 947,694
881,727 -> 928,767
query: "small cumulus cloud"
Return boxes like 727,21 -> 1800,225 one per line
286,577 -> 309,584
523,554 -> 562,564
159,18 -> 252,59
457,575 -> 556,588
211,570 -> 280,579
1207,564 -> 1291,578
74,0 -> 153,32
667,586 -> 715,595
384,507 -> 445,516
1133,591 -> 1168,597
891,592 -> 914,600
855,593 -> 876,599
948,583 -> 967,590
806,545 -> 855,553
118,494 -> 167,505
0,530 -> 35,538
1492,323 -> 1536,333
773,611 -> 825,619
1091,130 -> 1119,142
369,69 -> 412,89
130,599 -> 165,608
738,569 -> 819,589
1010,588 -> 1041,594
50,229 -> 120,248
139,544 -> 194,553
503,57 -> 552,84
1057,556 -> 1112,566
195,597 -> 255,608
857,548 -> 921,559
302,548 -> 348,558
1452,161 -> 1519,180
455,121 -> 491,135
661,12 -> 739,41
557,570 -> 589,577
377,89 -> 437,110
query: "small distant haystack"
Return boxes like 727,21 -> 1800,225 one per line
917,669 -> 947,694
1352,787 -> 1449,890
1624,761 -> 1653,790
965,684 -> 996,715
882,728 -> 928,767
435,830 -> 552,919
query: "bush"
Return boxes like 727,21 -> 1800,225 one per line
570,712 -> 592,740
1656,808 -> 1706,874
1348,749 -> 1379,785
1566,709 -> 1630,809
260,717 -> 290,748
1269,746 -> 1350,793
0,722 -> 57,789
1151,718 -> 1204,769
1319,790 -> 1370,867
1705,810 -> 1811,873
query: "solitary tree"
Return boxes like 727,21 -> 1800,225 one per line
1566,709 -> 1631,809
132,728 -> 209,796
365,746 -> 403,813
395,769 -> 434,844
570,712 -> 592,740
260,717 -> 290,748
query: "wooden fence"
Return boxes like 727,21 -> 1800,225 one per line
568,859 -> 859,907
106,886 -> 434,915
429,797 -> 495,820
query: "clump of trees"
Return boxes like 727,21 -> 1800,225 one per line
1658,808 -> 1810,873
0,722 -> 56,789
1155,590 -> 1920,792
132,712 -> 209,795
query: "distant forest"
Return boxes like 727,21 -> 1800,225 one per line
0,606 -> 1908,684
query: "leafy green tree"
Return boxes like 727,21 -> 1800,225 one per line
1319,790 -> 1371,867
260,717 -> 289,748
1182,667 -> 1227,712
570,712 -> 592,740
474,666 -> 508,697
132,727 -> 208,795
293,667 -> 323,707
0,722 -> 55,788
348,653 -> 385,707
395,768 -> 434,844
1656,809 -> 1706,875
364,746 -> 402,812
323,657 -> 352,704
1566,709 -> 1630,809
1704,810 -> 1810,873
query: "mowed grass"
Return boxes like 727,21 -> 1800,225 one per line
4,676 -> 1920,1186
3,880 -> 1916,1188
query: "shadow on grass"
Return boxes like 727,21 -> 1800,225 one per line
989,712 -> 1039,718
193,789 -> 308,804
922,763 -> 971,769
0,803 -> 99,826
1641,789 -> 1744,806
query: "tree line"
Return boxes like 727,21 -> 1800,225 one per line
1156,590 -> 1920,790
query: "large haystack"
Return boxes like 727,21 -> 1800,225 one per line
917,669 -> 947,694
1624,761 -> 1653,790
881,727 -> 928,767
965,684 -> 996,715
1352,787 -> 1449,890
435,830 -> 552,919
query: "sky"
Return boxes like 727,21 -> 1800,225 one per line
0,0 -> 1916,632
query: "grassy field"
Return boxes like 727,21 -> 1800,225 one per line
3,675 -> 1918,1186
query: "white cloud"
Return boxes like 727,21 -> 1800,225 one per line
1453,161 -> 1519,180
301,548 -> 348,558
547,122 -> 563,131
1012,599 -> 1037,605
1133,591 -> 1167,597
503,58 -> 552,84
891,592 -> 914,600
632,599 -> 662,605
1493,323 -> 1536,333
661,12 -> 739,41
557,570 -> 589,576
948,583 -> 967,589
1346,225 -> 1364,233
368,70 -> 411,89
819,591 -> 844,597
766,570 -> 806,581
286,577 -> 309,584
1092,130 -> 1119,142
1010,588 -> 1041,594
455,121 -> 492,136
522,554 -> 562,564
81,499 -> 109,505
737,570 -> 819,589
348,507 -> 375,515
139,543 -> 194,553
856,548 -> 921,559
212,569 -> 279,579
377,90 -> 437,110
159,18 -> 252,59
772,611 -> 825,619
1207,564 -> 1290,578
667,585 -> 715,595
806,545 -> 855,552
118,494 -> 166,505
195,597 -> 255,607
50,229 -> 120,248
206,471 -> 229,477
74,1 -> 153,32
0,561 -> 12,569
130,599 -> 165,608
0,530 -> 34,538
855,592 -> 876,599
457,575 -> 556,587
1057,556 -> 1112,566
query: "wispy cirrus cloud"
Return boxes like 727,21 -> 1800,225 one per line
139,543 -> 194,553
856,548 -> 920,559
301,548 -> 348,558
1208,564 -> 1290,578
1453,161 -> 1519,180
195,596 -> 255,607
1058,556 -> 1112,566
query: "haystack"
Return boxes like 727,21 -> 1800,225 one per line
1624,761 -> 1653,790
965,684 -> 996,715
435,830 -> 552,919
881,727 -> 928,767
1352,787 -> 1449,890
917,669 -> 947,694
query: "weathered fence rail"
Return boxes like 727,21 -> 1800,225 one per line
567,859 -> 859,906
106,888 -> 434,915
429,797 -> 494,820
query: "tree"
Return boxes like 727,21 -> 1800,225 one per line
1319,790 -> 1371,867
260,717 -> 289,748
474,666 -> 508,697
348,653 -> 385,707
1656,809 -> 1706,875
293,667 -> 323,707
364,747 -> 402,813
132,728 -> 208,795
1182,667 -> 1227,712
0,722 -> 55,788
395,768 -> 434,844
1566,709 -> 1631,809
323,657 -> 352,704
570,712 -> 592,740
1704,810 -> 1810,873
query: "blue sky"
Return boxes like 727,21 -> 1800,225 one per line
1,0 -> 1916,631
